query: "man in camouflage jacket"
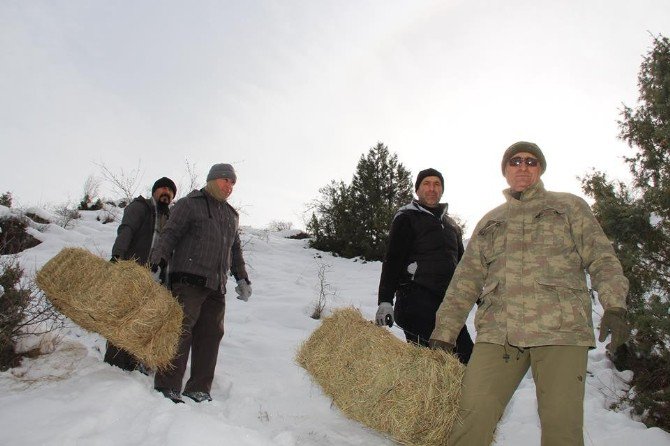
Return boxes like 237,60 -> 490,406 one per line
149,163 -> 251,404
430,142 -> 630,446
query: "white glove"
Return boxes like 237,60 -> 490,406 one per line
235,278 -> 252,301
375,302 -> 394,327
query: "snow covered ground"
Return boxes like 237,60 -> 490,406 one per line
1,206 -> 669,445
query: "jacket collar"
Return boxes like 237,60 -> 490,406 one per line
503,180 -> 545,202
397,200 -> 448,219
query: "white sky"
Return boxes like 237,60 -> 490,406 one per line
2,205 -> 670,445
2,1 -> 669,233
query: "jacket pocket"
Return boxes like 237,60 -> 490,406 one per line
535,277 -> 591,330
474,280 -> 500,331
478,219 -> 506,265
533,207 -> 569,247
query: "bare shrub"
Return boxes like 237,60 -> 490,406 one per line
53,203 -> 81,229
181,158 -> 200,196
79,175 -> 104,211
267,220 -> 293,232
97,161 -> 144,204
311,260 -> 336,319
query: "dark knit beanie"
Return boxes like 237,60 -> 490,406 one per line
206,163 -> 237,182
415,168 -> 444,192
152,177 -> 177,196
501,141 -> 546,175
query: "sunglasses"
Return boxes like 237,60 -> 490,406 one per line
508,156 -> 539,167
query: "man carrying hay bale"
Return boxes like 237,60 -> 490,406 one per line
104,176 -> 176,372
149,163 -> 251,404
430,142 -> 630,445
376,168 -> 473,364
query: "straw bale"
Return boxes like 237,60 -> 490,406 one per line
296,307 -> 464,446
35,247 -> 183,370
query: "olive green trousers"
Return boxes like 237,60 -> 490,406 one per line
448,342 -> 589,446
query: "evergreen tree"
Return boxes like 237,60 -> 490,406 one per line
307,180 -> 356,256
350,142 -> 414,260
581,34 -> 670,431
307,142 -> 413,261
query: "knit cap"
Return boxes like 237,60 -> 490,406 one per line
152,177 -> 177,196
501,141 -> 546,175
415,168 -> 444,192
206,163 -> 237,182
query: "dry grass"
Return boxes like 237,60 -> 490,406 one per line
296,307 -> 464,446
35,247 -> 182,370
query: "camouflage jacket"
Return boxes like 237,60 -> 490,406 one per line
431,181 -> 628,348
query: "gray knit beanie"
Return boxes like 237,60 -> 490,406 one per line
206,163 -> 237,182
501,141 -> 546,175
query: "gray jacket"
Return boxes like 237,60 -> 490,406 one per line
150,189 -> 248,292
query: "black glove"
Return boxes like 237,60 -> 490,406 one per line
110,255 -> 120,263
429,338 -> 455,353
151,258 -> 167,274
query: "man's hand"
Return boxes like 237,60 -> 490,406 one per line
235,278 -> 252,301
598,307 -> 630,353
375,302 -> 394,327
150,258 -> 167,273
150,258 -> 168,284
429,338 -> 455,353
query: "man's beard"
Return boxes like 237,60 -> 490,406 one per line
158,193 -> 171,204
156,199 -> 170,215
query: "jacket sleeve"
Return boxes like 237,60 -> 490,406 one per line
571,196 -> 628,310
431,221 -> 487,343
111,200 -> 147,259
443,215 -> 464,262
230,231 -> 249,281
377,213 -> 413,305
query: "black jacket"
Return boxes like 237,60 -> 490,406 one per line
378,201 -> 463,304
111,196 -> 166,265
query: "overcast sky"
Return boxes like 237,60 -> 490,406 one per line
2,1 -> 669,234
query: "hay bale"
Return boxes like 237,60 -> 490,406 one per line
296,307 -> 464,446
35,247 -> 183,370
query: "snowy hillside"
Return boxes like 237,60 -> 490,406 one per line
1,208 -> 669,445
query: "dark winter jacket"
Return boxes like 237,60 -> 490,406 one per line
111,196 -> 166,265
107,195 -> 168,370
378,200 -> 464,304
150,188 -> 248,292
